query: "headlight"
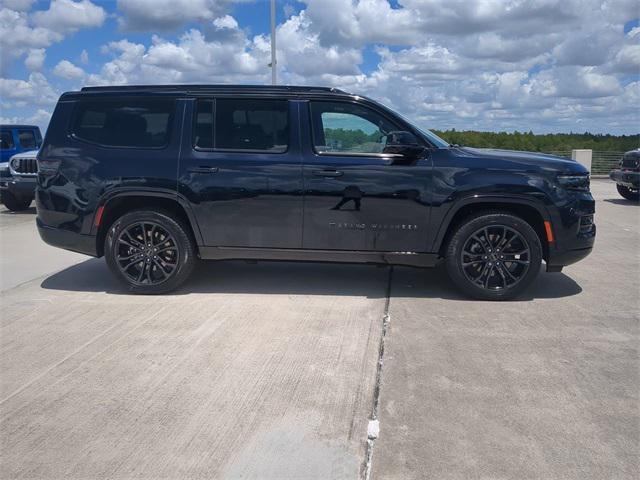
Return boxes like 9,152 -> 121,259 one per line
557,174 -> 590,191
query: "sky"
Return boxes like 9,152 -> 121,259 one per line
0,0 -> 638,136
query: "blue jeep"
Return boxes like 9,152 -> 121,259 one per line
0,125 -> 42,211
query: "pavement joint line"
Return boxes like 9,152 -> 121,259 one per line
362,266 -> 393,480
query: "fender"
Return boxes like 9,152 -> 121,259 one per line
89,188 -> 205,246
430,193 -> 553,252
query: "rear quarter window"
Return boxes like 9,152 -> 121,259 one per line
70,98 -> 175,148
18,130 -> 37,149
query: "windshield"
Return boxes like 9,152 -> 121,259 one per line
413,125 -> 450,148
388,109 -> 450,148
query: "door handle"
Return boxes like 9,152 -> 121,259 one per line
312,169 -> 344,178
188,166 -> 219,174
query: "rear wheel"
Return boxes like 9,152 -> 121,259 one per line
616,183 -> 639,202
105,210 -> 196,294
445,212 -> 542,300
1,192 -> 32,211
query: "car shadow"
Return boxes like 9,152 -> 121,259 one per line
41,258 -> 582,301
0,206 -> 36,215
603,198 -> 639,206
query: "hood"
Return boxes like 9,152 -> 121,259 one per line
9,149 -> 39,160
456,146 -> 588,174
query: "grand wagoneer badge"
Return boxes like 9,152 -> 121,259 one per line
330,222 -> 419,230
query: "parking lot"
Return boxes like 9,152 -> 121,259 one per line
0,179 -> 638,479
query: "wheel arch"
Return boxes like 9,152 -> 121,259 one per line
93,190 -> 203,257
433,196 -> 551,261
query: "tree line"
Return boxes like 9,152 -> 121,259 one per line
432,130 -> 639,153
324,127 -> 639,153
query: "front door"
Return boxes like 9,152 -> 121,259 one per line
179,97 -> 303,248
302,100 -> 431,252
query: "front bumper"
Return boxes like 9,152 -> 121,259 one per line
609,169 -> 640,189
0,174 -> 36,199
545,190 -> 596,272
37,218 -> 97,257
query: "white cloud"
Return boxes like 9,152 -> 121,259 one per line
0,7 -> 61,71
0,72 -> 58,106
116,0 -> 246,31
24,48 -> 45,70
53,59 -> 85,79
0,0 -> 105,74
80,49 -> 89,64
32,0 -> 105,34
274,12 -> 363,79
0,108 -> 51,128
611,44 -> 640,74
0,0 -> 35,10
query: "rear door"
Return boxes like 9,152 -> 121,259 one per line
178,97 -> 303,248
301,100 -> 432,252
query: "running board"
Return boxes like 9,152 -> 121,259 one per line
199,246 -> 441,268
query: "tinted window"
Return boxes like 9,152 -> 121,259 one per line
71,99 -> 174,148
193,99 -> 214,149
0,131 -> 14,150
18,130 -> 37,149
214,98 -> 288,152
310,101 -> 397,154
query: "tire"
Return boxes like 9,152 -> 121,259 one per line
1,192 -> 32,211
616,183 -> 640,202
445,212 -> 542,301
105,210 -> 197,294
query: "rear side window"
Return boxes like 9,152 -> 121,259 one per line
0,131 -> 14,150
18,130 -> 37,149
71,99 -> 174,148
194,98 -> 288,152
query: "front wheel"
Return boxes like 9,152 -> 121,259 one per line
1,192 -> 32,211
445,212 -> 542,300
105,210 -> 196,294
616,183 -> 640,202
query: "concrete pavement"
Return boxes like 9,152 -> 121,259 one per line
0,202 -> 86,291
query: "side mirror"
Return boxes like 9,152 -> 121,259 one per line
383,131 -> 425,158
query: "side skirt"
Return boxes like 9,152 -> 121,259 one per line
199,246 -> 441,268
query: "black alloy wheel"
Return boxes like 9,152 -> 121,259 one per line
115,221 -> 179,286
105,210 -> 196,294
460,225 -> 531,291
446,212 -> 542,300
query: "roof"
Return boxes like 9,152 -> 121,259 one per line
0,125 -> 40,130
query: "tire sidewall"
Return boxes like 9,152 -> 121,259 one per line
105,210 -> 195,294
616,183 -> 640,202
1,192 -> 32,211
446,213 -> 543,301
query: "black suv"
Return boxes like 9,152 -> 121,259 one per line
36,85 -> 595,300
609,149 -> 639,202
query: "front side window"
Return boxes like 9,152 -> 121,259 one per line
0,131 -> 14,150
71,99 -> 174,148
310,101 -> 398,154
18,130 -> 37,149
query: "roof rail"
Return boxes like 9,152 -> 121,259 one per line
80,84 -> 349,95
